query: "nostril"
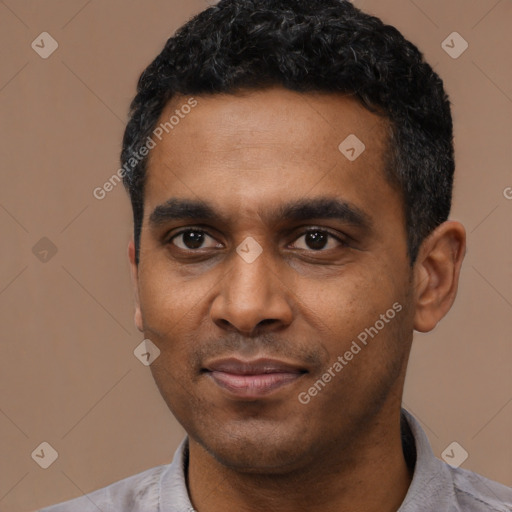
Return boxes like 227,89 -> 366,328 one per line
257,318 -> 278,328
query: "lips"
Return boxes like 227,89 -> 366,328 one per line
204,357 -> 306,398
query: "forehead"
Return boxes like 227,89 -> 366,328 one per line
143,87 -> 397,224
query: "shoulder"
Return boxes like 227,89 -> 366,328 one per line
449,464 -> 512,512
400,409 -> 512,511
37,463 -> 167,512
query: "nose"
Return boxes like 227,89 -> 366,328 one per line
210,247 -> 294,335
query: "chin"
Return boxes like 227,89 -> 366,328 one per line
196,422 -> 313,474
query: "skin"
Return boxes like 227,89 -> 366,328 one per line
127,87 -> 466,512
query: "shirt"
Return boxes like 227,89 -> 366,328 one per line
38,409 -> 512,511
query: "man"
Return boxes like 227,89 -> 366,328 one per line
40,0 -> 512,511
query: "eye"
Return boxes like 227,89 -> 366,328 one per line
290,229 -> 345,251
169,229 -> 222,250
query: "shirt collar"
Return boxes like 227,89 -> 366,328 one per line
398,408 -> 456,511
159,408 -> 454,512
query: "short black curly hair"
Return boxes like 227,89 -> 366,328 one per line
121,0 -> 454,266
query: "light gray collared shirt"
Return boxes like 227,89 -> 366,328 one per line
39,409 -> 512,511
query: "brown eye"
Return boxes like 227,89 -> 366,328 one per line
304,231 -> 328,250
291,230 -> 345,251
170,230 -> 220,250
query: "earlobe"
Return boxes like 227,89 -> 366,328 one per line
413,221 -> 466,333
128,239 -> 144,333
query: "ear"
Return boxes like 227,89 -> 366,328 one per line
413,220 -> 466,332
128,238 -> 144,333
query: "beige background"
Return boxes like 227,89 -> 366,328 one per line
0,0 -> 511,510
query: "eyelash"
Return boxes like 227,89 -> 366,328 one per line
166,226 -> 348,251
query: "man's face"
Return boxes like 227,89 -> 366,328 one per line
131,87 -> 415,472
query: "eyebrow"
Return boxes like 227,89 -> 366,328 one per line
149,198 -> 217,226
148,197 -> 373,231
276,197 -> 372,230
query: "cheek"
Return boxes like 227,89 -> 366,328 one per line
137,259 -> 213,336
296,268 -> 409,396
297,269 -> 398,339
297,281 -> 409,412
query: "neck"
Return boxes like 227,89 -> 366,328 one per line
187,406 -> 413,512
